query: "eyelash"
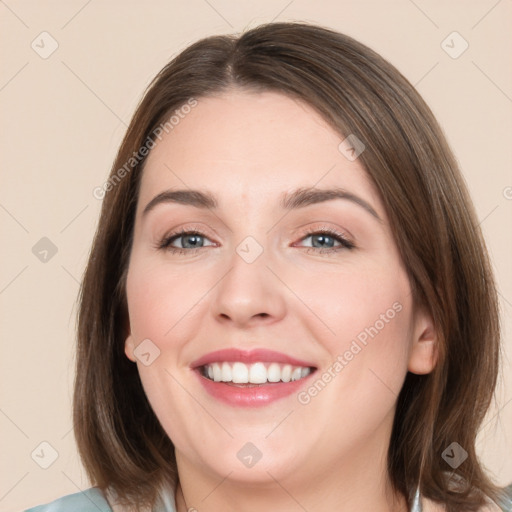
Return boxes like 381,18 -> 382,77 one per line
156,226 -> 355,256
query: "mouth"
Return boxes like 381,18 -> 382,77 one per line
199,361 -> 314,386
191,348 -> 317,406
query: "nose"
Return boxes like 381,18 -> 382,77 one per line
210,242 -> 287,328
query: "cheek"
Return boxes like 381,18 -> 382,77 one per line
125,258 -> 207,343
300,261 -> 413,399
125,261 -> 207,449
290,259 -> 411,353
297,288 -> 412,448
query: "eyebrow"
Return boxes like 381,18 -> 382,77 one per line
142,187 -> 381,221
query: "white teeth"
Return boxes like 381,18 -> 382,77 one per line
281,364 -> 292,382
249,362 -> 267,384
232,362 -> 249,383
267,362 -> 281,382
204,362 -> 312,384
221,362 -> 232,382
291,367 -> 302,381
212,364 -> 222,382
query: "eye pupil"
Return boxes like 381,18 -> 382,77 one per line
312,234 -> 335,248
184,234 -> 202,248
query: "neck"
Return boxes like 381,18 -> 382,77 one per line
175,473 -> 407,512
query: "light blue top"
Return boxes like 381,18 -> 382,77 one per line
23,484 -> 177,512
24,488 -> 114,512
23,485 -> 422,512
22,483 -> 512,511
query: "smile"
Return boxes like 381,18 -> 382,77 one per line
191,348 -> 317,406
201,361 -> 313,385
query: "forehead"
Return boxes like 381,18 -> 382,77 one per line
136,90 -> 382,215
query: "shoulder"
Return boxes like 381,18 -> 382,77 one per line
422,495 -> 505,512
23,487 -> 112,512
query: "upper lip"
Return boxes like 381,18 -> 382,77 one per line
190,348 -> 317,369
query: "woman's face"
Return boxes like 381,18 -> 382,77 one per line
124,89 -> 436,489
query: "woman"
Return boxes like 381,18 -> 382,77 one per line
25,21 -> 511,512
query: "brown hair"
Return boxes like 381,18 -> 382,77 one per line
74,21 -> 508,511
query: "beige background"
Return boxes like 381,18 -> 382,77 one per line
1,1 -> 511,511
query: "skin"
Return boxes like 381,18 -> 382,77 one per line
123,89 -> 438,512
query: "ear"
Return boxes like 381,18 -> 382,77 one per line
407,305 -> 439,375
124,333 -> 137,363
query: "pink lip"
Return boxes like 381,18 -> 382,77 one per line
190,348 -> 317,408
190,348 -> 316,368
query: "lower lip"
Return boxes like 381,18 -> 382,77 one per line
194,370 -> 315,407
